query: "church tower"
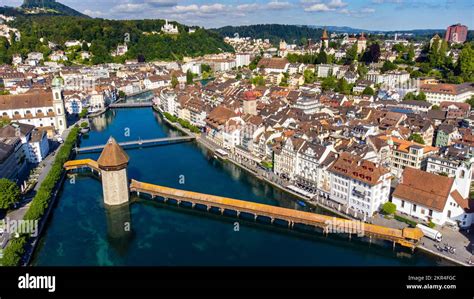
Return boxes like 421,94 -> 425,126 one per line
98,137 -> 130,206
321,29 -> 329,49
52,76 -> 67,134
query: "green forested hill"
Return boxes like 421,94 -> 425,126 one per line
214,24 -> 324,45
21,0 -> 89,18
0,16 -> 233,64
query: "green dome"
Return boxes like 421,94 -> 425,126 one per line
52,76 -> 64,88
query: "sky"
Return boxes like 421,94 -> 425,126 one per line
3,0 -> 474,30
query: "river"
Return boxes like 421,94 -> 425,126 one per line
31,107 -> 443,266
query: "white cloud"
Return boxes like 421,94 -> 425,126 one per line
111,3 -> 149,14
327,0 -> 348,8
305,3 -> 332,12
339,7 -> 376,17
83,9 -> 105,18
266,1 -> 293,10
236,3 -> 260,12
303,0 -> 348,12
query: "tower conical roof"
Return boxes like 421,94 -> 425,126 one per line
98,137 -> 129,170
321,29 -> 329,40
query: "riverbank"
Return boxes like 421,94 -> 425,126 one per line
153,106 -> 469,266
88,107 -> 109,118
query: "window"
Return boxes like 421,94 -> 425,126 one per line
429,209 -> 433,217
413,204 -> 417,212
447,210 -> 452,218
401,200 -> 405,208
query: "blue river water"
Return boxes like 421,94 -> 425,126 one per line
31,108 -> 443,266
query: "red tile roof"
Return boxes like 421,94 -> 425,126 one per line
393,168 -> 454,212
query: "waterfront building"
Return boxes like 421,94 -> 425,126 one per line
273,136 -> 306,180
205,106 -> 244,150
295,142 -> 334,190
426,151 -> 473,199
63,91 -> 86,114
0,88 -> 67,134
392,167 -> 473,228
328,152 -> 391,217
144,75 -> 171,90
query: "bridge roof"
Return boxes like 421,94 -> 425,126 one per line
97,137 -> 129,170
130,179 -> 424,246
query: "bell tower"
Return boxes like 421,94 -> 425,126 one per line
97,137 -> 130,206
52,76 -> 67,134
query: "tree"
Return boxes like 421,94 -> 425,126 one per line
249,56 -> 261,70
464,96 -> 474,109
118,91 -> 126,98
362,86 -> 375,96
416,91 -> 426,101
357,64 -> 368,77
171,75 -> 179,88
335,78 -> 351,95
0,236 -> 27,266
403,92 -> 416,101
317,50 -> 328,64
251,75 -> 265,87
382,202 -> 396,215
345,44 -> 358,64
82,41 -> 89,51
79,108 -> 88,118
431,105 -> 440,110
381,61 -> 397,73
408,133 -> 425,144
186,70 -> 194,85
279,73 -> 289,87
321,76 -> 337,91
455,43 -> 474,82
0,179 -> 21,210
303,69 -> 315,84
362,43 -> 381,63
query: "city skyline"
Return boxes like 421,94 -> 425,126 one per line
2,0 -> 474,30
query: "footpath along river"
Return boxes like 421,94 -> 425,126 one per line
31,107 -> 444,266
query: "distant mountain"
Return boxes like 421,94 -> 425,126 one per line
16,0 -> 89,18
213,24 -> 324,45
309,25 -> 449,36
